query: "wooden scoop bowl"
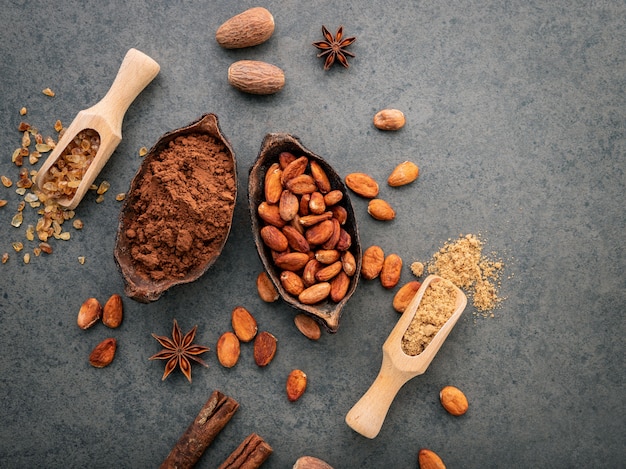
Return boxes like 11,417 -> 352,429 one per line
35,48 -> 160,210
345,275 -> 467,438
248,133 -> 362,333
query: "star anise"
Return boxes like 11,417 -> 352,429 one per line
149,319 -> 209,383
312,25 -> 356,70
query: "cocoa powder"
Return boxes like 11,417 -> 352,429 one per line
122,134 -> 235,281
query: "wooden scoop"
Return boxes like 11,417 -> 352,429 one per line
345,275 -> 467,439
35,48 -> 160,210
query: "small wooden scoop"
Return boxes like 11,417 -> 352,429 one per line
35,48 -> 160,210
345,275 -> 467,439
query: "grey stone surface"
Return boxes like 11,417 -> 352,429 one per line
1,1 -> 624,468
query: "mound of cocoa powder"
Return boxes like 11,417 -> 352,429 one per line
121,134 -> 235,282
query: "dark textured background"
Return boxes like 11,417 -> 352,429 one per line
1,1 -> 624,468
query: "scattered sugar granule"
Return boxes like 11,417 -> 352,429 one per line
428,234 -> 504,312
410,261 -> 424,277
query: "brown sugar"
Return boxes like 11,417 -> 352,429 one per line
427,234 -> 503,312
401,278 -> 458,356
38,128 -> 100,200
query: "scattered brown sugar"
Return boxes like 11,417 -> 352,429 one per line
401,278 -> 458,356
410,261 -> 424,277
2,105 -> 113,264
427,234 -> 503,312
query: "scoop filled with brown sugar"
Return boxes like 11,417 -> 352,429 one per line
401,277 -> 458,356
345,275 -> 467,438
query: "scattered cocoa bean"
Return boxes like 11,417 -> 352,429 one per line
286,369 -> 307,402
253,331 -> 277,367
102,294 -> 123,328
293,314 -> 322,340
77,297 -> 102,330
89,338 -> 116,368
231,306 -> 258,342
216,332 -> 241,368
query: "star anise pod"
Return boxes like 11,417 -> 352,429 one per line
149,319 -> 210,383
312,25 -> 356,70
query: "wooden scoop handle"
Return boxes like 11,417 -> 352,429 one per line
88,48 -> 160,135
345,354 -> 413,439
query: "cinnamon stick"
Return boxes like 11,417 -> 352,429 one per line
217,433 -> 273,469
160,390 -> 239,469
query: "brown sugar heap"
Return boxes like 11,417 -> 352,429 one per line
427,234 -> 503,312
401,278 -> 458,356
122,134 -> 235,281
